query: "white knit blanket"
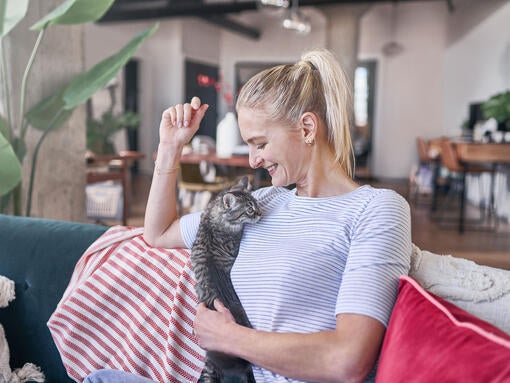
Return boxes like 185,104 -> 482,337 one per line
410,245 -> 510,333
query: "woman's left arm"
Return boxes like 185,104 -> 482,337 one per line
194,300 -> 384,383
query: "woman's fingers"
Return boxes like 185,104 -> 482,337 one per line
174,104 -> 184,128
191,96 -> 201,110
168,97 -> 204,129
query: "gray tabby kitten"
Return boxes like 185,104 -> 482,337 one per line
191,176 -> 261,383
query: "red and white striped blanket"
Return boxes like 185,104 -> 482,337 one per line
47,226 -> 205,383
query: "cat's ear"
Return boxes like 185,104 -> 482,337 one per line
230,176 -> 251,192
239,176 -> 251,191
222,193 -> 237,209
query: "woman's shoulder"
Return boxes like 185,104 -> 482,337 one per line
357,185 -> 411,218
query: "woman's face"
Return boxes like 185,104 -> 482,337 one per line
237,107 -> 309,187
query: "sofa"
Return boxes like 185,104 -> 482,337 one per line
0,214 -> 107,383
0,213 -> 509,383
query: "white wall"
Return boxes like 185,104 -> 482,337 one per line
358,2 -> 448,178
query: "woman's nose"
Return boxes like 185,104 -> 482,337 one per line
249,151 -> 262,169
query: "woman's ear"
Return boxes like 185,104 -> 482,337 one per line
300,112 -> 318,144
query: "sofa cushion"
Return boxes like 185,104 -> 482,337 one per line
376,276 -> 510,383
0,214 -> 107,383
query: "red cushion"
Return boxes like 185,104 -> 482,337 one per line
376,276 -> 510,383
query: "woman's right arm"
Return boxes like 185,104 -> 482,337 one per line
143,97 -> 208,249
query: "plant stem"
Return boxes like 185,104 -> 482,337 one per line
25,110 -> 61,217
20,29 -> 45,142
12,183 -> 21,216
0,193 -> 11,214
0,38 -> 13,141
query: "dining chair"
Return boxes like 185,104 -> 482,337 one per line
435,139 -> 494,232
409,137 -> 440,206
177,162 -> 232,214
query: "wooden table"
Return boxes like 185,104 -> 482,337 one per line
180,151 -> 250,168
179,150 -> 266,188
454,142 -> 510,164
453,142 -> 510,233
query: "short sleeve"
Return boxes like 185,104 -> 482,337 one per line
179,211 -> 202,249
336,189 -> 412,327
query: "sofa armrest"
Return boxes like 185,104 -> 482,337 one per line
0,214 -> 107,383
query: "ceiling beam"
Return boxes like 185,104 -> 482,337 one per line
201,15 -> 261,40
98,0 -> 445,39
99,0 -> 442,23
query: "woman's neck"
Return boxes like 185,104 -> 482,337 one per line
295,146 -> 359,198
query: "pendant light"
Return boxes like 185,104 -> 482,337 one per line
257,0 -> 289,8
382,1 -> 404,57
282,0 -> 311,35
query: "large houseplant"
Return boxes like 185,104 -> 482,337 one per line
0,0 -> 157,215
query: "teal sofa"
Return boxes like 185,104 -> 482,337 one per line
0,214 -> 107,383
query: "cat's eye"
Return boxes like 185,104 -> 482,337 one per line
247,207 -> 254,215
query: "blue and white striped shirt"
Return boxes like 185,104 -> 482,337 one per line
180,185 -> 412,383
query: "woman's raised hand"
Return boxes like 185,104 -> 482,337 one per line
159,96 -> 209,147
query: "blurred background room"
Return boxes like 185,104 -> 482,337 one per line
2,0 -> 510,269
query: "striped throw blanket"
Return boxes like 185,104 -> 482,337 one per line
47,226 -> 205,383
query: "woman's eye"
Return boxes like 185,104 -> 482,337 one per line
256,143 -> 266,150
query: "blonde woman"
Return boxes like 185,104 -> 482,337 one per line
85,49 -> 411,383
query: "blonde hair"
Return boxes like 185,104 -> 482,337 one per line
236,49 -> 354,178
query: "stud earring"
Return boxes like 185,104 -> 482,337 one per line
305,137 -> 314,145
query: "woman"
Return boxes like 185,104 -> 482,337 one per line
86,49 -> 411,383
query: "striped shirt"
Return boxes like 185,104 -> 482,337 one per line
180,184 -> 412,383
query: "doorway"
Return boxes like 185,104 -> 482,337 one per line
353,60 -> 377,178
185,60 -> 219,139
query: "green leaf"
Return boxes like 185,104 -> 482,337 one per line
0,0 -> 29,37
25,85 -> 75,132
63,23 -> 158,109
31,0 -> 115,31
0,129 -> 22,196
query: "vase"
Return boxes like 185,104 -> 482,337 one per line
216,112 -> 240,158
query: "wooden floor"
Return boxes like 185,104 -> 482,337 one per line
112,174 -> 510,271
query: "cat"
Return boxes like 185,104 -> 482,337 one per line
191,176 -> 261,383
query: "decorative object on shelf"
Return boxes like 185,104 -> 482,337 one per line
215,71 -> 235,113
216,112 -> 241,158
481,90 -> 510,132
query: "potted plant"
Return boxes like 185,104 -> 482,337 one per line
481,90 -> 510,132
0,0 -> 158,216
86,83 -> 140,155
